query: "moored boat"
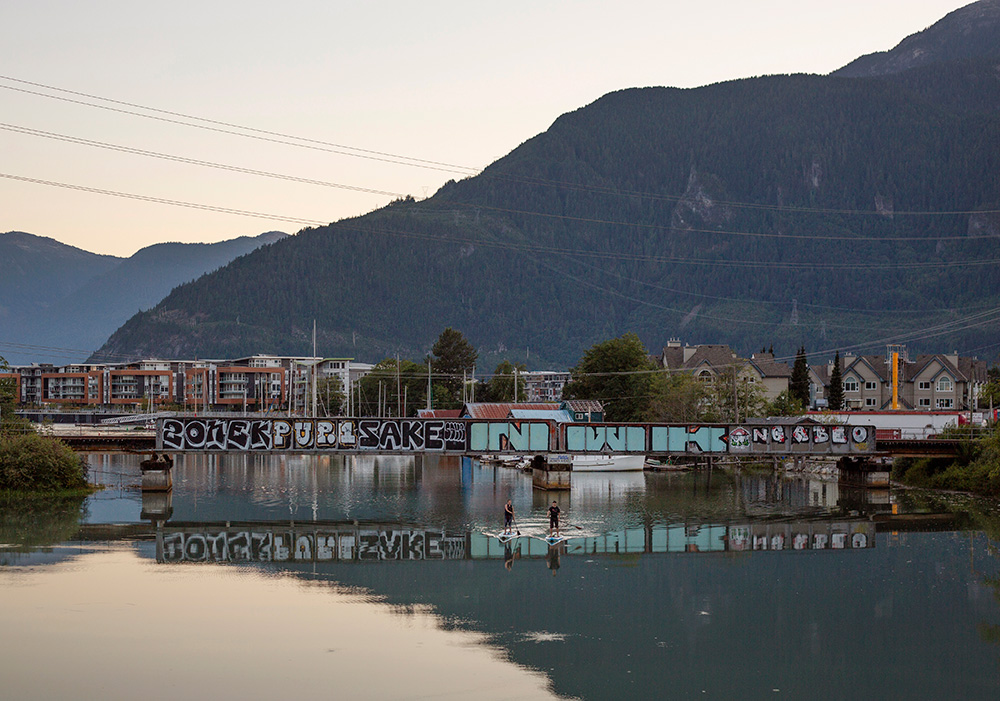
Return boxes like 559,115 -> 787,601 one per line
571,454 -> 645,472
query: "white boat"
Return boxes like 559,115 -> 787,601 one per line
571,454 -> 645,472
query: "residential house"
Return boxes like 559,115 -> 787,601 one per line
813,348 -> 988,411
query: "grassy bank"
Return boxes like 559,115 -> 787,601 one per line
892,427 -> 1000,497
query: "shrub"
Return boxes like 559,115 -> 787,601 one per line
0,434 -> 88,492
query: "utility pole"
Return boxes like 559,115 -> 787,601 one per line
733,367 -> 740,424
311,320 -> 318,418
426,361 -> 432,411
396,353 -> 401,418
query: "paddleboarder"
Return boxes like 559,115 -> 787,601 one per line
548,500 -> 561,537
503,499 -> 515,535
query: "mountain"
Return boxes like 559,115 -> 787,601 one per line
93,2 -> 1000,369
0,232 -> 119,319
0,231 -> 285,365
834,0 -> 1000,77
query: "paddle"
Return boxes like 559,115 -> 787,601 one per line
512,514 -> 521,537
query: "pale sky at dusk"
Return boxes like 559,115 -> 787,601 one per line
0,1 -> 974,257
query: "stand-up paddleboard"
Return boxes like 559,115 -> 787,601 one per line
483,531 -> 521,544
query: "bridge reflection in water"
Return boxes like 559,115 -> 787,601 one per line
154,517 -> 874,564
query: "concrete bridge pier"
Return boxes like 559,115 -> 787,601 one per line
140,453 -> 174,492
531,454 -> 571,490
836,456 -> 890,489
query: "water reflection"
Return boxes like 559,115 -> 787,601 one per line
1,453 -> 998,699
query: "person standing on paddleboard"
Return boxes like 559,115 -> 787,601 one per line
504,499 -> 514,535
548,501 -> 561,537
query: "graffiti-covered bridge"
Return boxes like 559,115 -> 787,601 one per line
157,417 -> 876,458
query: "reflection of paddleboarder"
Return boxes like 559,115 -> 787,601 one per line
548,501 -> 561,537
504,499 -> 514,535
546,543 -> 561,575
504,542 -> 521,571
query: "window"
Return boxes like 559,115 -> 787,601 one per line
843,378 -> 859,392
864,381 -> 877,390
865,397 -> 877,407
918,381 -> 931,390
936,376 -> 953,392
918,398 -> 931,407
936,398 -> 954,409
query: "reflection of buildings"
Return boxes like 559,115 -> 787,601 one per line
738,472 -> 889,514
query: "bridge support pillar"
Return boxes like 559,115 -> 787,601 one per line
140,454 -> 173,492
836,457 -> 889,489
531,454 -> 571,490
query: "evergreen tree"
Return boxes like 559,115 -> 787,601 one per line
791,346 -> 810,408
431,328 -> 478,404
828,351 -> 844,410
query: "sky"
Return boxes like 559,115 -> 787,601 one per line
0,0 -> 975,257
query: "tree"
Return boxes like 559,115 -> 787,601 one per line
979,365 -> 1000,410
355,358 -> 429,417
0,356 -> 30,438
791,346 -> 810,408
482,360 -> 527,403
431,328 -> 478,406
765,390 -> 805,418
703,363 -> 766,423
562,333 -> 658,422
828,351 -> 844,410
648,371 -> 710,423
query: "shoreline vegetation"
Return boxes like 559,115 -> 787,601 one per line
892,427 -> 1000,498
2,356 -> 94,495
0,432 -> 93,494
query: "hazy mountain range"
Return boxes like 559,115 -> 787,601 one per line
0,231 -> 285,365
17,1 -> 1000,369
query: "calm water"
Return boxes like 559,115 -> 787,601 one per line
2,453 -> 1000,700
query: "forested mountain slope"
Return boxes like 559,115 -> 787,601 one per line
94,4 -> 1000,367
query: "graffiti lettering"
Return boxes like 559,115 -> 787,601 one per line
156,418 -> 873,455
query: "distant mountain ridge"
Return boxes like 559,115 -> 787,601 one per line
0,231 -> 285,365
834,0 -> 1000,77
92,1 -> 1000,368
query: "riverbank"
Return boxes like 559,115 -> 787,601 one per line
891,428 -> 1000,497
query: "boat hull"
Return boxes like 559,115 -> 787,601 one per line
571,454 -> 645,472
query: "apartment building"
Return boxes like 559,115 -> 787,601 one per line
522,371 -> 571,402
8,354 -> 371,411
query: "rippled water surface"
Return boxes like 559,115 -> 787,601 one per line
2,453 -> 999,700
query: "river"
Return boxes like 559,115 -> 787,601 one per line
1,453 -> 999,699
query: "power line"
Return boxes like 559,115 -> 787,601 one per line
0,172 -> 328,226
10,117 -> 997,244
0,122 -> 406,198
0,76 -> 478,175
4,73 -> 999,218
548,252 -> 995,315
6,168 -> 1000,270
